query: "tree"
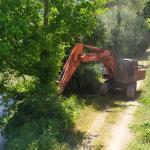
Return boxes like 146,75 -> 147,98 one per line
144,0 -> 150,29
0,0 -> 107,118
0,1 -> 108,149
100,0 -> 150,57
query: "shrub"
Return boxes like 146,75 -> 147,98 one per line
66,63 -> 102,94
4,95 -> 82,150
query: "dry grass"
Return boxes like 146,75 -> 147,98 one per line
75,105 -> 100,133
93,101 -> 127,149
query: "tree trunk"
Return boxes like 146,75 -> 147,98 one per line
43,0 -> 49,29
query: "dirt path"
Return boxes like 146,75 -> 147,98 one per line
77,101 -> 139,150
77,77 -> 145,150
105,101 -> 139,150
78,111 -> 108,150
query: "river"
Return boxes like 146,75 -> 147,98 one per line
0,96 -> 5,150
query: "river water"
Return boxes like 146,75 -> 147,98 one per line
0,96 -> 5,150
0,95 -> 14,150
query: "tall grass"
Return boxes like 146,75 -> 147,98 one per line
127,67 -> 150,150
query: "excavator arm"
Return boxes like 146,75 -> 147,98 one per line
58,43 -> 116,92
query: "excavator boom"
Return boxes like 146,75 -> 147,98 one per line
58,43 -> 116,92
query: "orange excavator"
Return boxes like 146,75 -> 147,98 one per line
58,43 -> 146,98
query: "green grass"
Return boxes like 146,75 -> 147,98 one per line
127,67 -> 150,150
3,95 -> 83,150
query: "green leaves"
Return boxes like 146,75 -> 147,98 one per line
0,0 -> 107,131
144,1 -> 150,29
101,1 -> 150,57
147,18 -> 150,29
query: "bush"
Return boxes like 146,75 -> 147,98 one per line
5,117 -> 69,150
60,96 -> 82,125
66,63 -> 102,94
4,95 -> 82,150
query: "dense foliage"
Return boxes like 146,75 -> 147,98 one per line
4,95 -> 82,150
66,63 -> 102,94
0,0 -> 107,149
0,0 -> 107,115
144,0 -> 150,29
101,0 -> 150,57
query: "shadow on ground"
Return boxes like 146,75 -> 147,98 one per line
78,90 -> 142,111
63,90 -> 142,148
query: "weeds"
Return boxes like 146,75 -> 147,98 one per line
127,67 -> 150,150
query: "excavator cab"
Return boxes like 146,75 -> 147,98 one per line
97,58 -> 146,98
115,59 -> 138,84
113,59 -> 145,98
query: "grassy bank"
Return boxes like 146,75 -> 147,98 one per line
127,66 -> 150,149
3,95 -> 83,150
